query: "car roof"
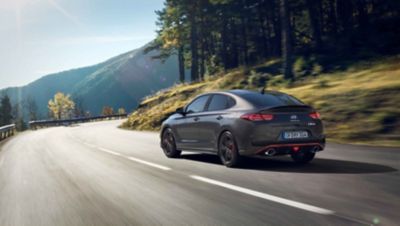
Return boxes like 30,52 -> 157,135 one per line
227,89 -> 285,97
191,89 -> 303,109
199,89 -> 284,96
196,89 -> 286,98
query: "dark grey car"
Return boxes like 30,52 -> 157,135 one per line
160,90 -> 325,167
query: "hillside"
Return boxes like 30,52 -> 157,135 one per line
122,56 -> 400,147
1,44 -> 183,118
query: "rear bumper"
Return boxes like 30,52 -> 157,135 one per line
239,139 -> 325,156
232,119 -> 326,156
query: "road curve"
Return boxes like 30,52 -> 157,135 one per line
0,120 -> 399,226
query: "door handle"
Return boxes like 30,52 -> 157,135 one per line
216,115 -> 223,120
193,117 -> 200,122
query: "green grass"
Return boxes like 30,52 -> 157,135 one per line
121,55 -> 400,147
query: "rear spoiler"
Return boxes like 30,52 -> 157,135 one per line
260,105 -> 313,113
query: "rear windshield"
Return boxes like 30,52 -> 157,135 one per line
242,93 -> 304,107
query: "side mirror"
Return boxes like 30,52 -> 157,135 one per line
176,107 -> 186,115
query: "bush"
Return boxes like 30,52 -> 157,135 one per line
248,71 -> 270,87
294,56 -> 324,77
241,66 -> 251,76
293,57 -> 308,77
268,75 -> 288,87
237,79 -> 249,89
372,111 -> 398,132
312,63 -> 323,76
207,55 -> 223,75
315,79 -> 329,88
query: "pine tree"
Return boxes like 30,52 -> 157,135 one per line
0,95 -> 13,126
150,0 -> 400,82
280,0 -> 293,80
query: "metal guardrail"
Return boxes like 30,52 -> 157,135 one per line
29,114 -> 128,130
0,124 -> 16,141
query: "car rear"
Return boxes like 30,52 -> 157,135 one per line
230,91 -> 325,157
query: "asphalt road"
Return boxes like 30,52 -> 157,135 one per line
0,120 -> 399,226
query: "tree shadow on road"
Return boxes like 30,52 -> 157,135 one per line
181,154 -> 397,174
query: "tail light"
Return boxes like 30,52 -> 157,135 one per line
309,112 -> 321,119
240,113 -> 274,121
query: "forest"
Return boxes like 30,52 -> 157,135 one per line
149,0 -> 400,82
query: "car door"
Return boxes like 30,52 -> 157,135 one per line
170,112 -> 187,148
200,94 -> 236,151
177,95 -> 211,150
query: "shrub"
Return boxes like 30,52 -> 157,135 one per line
248,71 -> 270,87
315,79 -> 329,88
268,75 -> 288,87
312,63 -> 323,76
293,57 -> 308,77
372,111 -> 398,132
294,57 -> 324,77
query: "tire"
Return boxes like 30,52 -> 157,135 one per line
291,151 -> 315,164
161,128 -> 181,158
218,131 -> 241,167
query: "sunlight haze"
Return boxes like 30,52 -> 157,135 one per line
0,0 -> 163,89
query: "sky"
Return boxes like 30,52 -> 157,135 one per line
0,0 -> 164,89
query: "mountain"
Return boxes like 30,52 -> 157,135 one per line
1,43 -> 183,119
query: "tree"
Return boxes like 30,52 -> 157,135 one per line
336,0 -> 354,35
24,96 -> 38,121
189,1 -> 200,81
280,0 -> 294,80
118,108 -> 126,115
152,0 -> 400,82
12,103 -> 27,131
102,106 -> 114,116
150,0 -> 187,83
73,96 -> 85,118
48,92 -> 75,120
306,0 -> 323,51
0,95 -> 13,126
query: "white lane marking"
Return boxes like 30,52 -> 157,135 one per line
190,175 -> 335,215
84,142 -> 171,171
83,142 -> 96,148
127,156 -> 171,171
98,147 -> 122,156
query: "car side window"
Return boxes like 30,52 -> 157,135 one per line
186,95 -> 210,114
207,94 -> 235,111
227,96 -> 236,108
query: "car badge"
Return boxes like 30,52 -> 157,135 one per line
290,115 -> 298,120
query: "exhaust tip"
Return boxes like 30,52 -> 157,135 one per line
265,148 -> 276,156
310,146 -> 320,153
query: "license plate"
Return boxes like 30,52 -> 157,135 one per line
283,131 -> 309,139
